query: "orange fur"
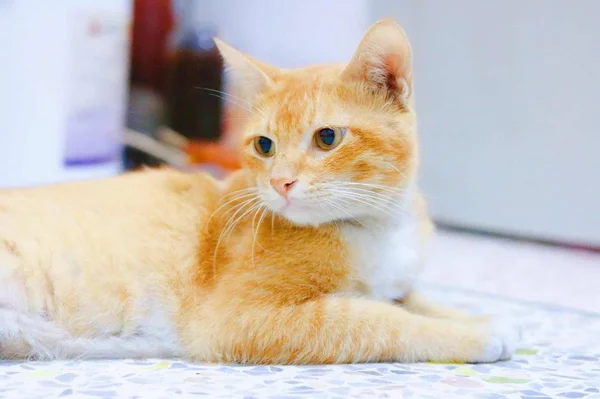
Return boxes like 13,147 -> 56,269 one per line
0,19 -> 517,363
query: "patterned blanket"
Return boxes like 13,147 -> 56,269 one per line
2,287 -> 599,399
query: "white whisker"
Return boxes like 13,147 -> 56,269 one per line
221,187 -> 259,200
223,201 -> 263,240
197,87 -> 265,117
324,181 -> 407,194
207,191 -> 260,225
328,189 -> 406,219
270,211 -> 275,235
211,198 -> 262,276
322,198 -> 364,227
318,202 -> 341,230
251,206 -> 268,271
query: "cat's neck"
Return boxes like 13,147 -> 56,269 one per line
336,190 -> 422,302
335,181 -> 417,231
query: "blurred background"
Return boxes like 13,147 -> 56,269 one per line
0,1 -> 598,308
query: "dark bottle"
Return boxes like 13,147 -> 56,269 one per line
165,27 -> 224,142
129,0 -> 174,94
126,0 -> 173,142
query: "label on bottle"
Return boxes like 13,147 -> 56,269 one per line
64,10 -> 130,166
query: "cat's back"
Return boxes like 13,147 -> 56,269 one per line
0,169 -> 216,256
0,169 -> 219,336
1,168 -> 213,220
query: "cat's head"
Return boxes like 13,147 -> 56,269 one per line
216,19 -> 417,226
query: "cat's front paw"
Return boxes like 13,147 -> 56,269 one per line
471,319 -> 521,363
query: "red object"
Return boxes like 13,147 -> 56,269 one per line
130,0 -> 174,93
185,141 -> 242,171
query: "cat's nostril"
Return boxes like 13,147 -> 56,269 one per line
270,178 -> 297,198
284,180 -> 297,189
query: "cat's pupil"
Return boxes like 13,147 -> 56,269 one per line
319,128 -> 336,146
258,137 -> 272,153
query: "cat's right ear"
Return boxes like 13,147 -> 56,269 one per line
214,38 -> 279,104
341,19 -> 412,107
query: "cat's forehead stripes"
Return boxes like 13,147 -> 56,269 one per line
263,75 -> 323,137
258,73 -> 358,156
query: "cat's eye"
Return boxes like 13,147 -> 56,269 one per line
314,127 -> 345,150
253,136 -> 275,157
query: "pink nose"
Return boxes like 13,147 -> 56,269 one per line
270,178 -> 297,198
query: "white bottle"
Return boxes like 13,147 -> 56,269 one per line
0,0 -> 132,188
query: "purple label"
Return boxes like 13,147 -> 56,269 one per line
64,106 -> 122,166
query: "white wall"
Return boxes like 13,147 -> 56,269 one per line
183,0 -> 370,67
373,0 -> 600,246
181,0 -> 600,246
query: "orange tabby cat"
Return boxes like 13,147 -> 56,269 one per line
0,19 -> 518,363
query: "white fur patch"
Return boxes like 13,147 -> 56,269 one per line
341,212 -> 422,302
0,307 -> 180,360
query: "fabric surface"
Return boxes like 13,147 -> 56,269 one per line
1,286 -> 599,399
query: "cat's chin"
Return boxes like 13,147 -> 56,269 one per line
276,206 -> 336,227
270,199 -> 368,227
278,209 -> 325,227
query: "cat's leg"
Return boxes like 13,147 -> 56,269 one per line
393,292 -> 522,348
394,291 -> 490,322
183,295 -> 518,364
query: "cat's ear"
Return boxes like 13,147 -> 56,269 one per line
214,38 -> 279,103
341,19 -> 412,106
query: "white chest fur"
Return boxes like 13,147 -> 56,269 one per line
341,214 -> 423,302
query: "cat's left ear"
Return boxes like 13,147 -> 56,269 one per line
214,38 -> 280,104
341,19 -> 412,107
